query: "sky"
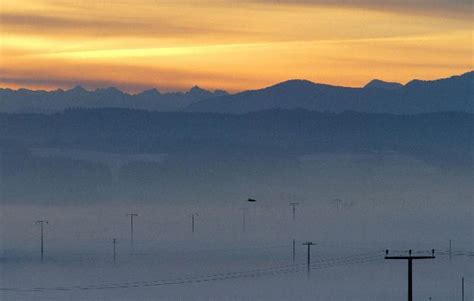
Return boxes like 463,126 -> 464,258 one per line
0,0 -> 472,92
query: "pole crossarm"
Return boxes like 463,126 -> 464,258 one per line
385,249 -> 435,301
385,248 -> 435,260
385,256 -> 435,260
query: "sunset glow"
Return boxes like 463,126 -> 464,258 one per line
1,0 -> 472,92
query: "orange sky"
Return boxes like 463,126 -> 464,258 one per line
0,0 -> 472,92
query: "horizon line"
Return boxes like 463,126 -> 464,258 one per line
1,70 -> 472,96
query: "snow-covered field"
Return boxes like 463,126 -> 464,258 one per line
0,201 -> 472,301
1,154 -> 472,300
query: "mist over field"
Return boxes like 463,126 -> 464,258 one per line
0,107 -> 472,300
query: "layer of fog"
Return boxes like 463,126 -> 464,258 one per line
0,152 -> 472,300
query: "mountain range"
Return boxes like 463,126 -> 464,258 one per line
0,71 -> 472,114
0,85 -> 228,113
187,71 -> 473,114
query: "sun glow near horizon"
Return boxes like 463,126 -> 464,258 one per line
0,0 -> 472,92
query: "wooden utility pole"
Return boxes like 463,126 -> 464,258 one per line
449,240 -> 452,261
191,213 -> 198,234
113,238 -> 117,263
35,220 -> 48,262
126,213 -> 138,247
302,241 -> 315,276
292,239 -> 296,263
289,202 -> 299,221
385,249 -> 435,301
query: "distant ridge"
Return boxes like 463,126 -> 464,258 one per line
186,71 -> 473,114
0,71 -> 472,114
0,85 -> 228,113
364,79 -> 403,90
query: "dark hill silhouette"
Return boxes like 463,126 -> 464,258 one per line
186,71 -> 473,114
1,108 -> 471,167
1,109 -> 472,202
0,85 -> 228,113
364,79 -> 403,90
0,71 -> 472,114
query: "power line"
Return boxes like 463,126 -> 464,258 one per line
0,251 -> 384,292
4,254 -> 383,292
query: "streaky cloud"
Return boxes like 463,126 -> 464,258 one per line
250,0 -> 472,18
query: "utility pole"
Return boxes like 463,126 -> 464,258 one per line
289,202 -> 299,221
239,208 -> 247,233
126,213 -> 138,246
289,203 -> 298,266
461,276 -> 464,301
35,220 -> 48,262
112,238 -> 117,263
385,249 -> 435,301
449,240 -> 452,261
191,213 -> 198,234
302,241 -> 315,275
331,199 -> 343,214
292,239 -> 296,263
